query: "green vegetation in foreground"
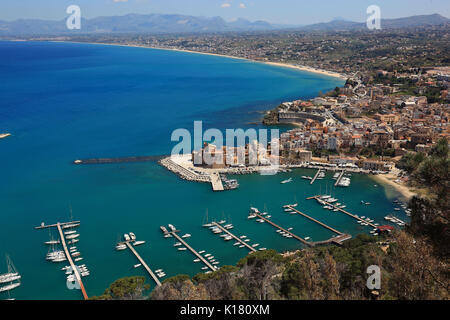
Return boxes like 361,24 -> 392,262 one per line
89,276 -> 150,300
94,139 -> 449,300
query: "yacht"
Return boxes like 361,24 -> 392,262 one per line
168,224 -> 176,232
174,242 -> 182,247
133,264 -> 142,268
123,234 -> 130,241
64,230 -> 77,235
62,223 -> 80,229
199,250 -> 206,254
133,241 -> 145,246
178,247 -> 187,251
66,234 -> 79,240
129,232 -> 136,241
281,178 -> 293,184
0,256 -> 21,285
160,226 -> 168,233
182,234 -> 191,239
116,243 -> 126,251
304,237 -> 311,241
193,259 -> 200,262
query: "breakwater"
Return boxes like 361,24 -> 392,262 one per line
73,155 -> 164,165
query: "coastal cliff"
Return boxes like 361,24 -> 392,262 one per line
150,232 -> 448,300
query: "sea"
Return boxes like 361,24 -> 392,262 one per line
0,41 -> 408,299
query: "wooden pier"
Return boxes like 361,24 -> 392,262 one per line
35,221 -> 87,300
310,169 -> 322,185
165,230 -> 217,272
286,206 -> 344,235
123,242 -> 161,287
56,223 -> 88,300
307,195 -> 378,228
251,211 -> 313,247
211,222 -> 257,253
334,170 -> 346,187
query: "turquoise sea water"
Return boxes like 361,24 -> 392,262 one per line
0,41 -> 407,300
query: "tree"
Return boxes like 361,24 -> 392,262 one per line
90,276 -> 150,300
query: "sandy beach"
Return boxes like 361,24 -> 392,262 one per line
50,40 -> 348,81
370,173 -> 416,200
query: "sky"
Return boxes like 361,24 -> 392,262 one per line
1,0 -> 449,24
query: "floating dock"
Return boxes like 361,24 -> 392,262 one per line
334,170 -> 346,187
286,206 -> 344,236
211,222 -> 257,252
164,228 -> 216,272
307,195 -> 377,228
251,211 -> 313,247
310,169 -> 322,185
123,242 -> 161,287
36,221 -> 88,300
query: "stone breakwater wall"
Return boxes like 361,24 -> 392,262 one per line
159,157 -> 211,183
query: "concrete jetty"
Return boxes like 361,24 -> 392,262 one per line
211,222 -> 257,252
308,195 -> 378,228
310,169 -> 322,185
334,170 -> 346,187
164,228 -> 217,272
124,242 -> 162,287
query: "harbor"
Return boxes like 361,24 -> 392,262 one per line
2,165 -> 409,300
307,195 -> 379,229
35,220 -> 88,300
162,225 -> 217,272
208,222 -> 258,253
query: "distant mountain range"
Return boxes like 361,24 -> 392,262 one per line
297,14 -> 450,31
0,13 -> 448,35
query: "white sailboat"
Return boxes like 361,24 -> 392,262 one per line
0,255 -> 21,293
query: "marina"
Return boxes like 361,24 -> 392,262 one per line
123,242 -> 162,286
334,170 -> 346,187
249,208 -> 313,247
310,169 -> 323,185
35,220 -> 88,300
285,205 -> 345,237
209,222 -> 258,253
307,195 -> 378,229
162,226 -> 217,272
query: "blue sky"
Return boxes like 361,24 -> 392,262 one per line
1,0 -> 449,24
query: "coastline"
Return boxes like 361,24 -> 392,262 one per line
47,40 -> 348,81
370,173 -> 416,201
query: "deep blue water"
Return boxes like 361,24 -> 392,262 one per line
0,41 -> 406,300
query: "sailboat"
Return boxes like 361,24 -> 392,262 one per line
44,229 -> 60,245
202,209 -> 213,227
0,255 -> 21,293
